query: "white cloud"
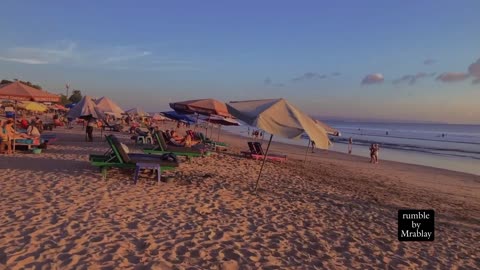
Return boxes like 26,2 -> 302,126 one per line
0,41 -> 76,64
361,73 -> 384,85
0,56 -> 48,64
102,48 -> 152,64
436,72 -> 470,82
0,41 -> 194,71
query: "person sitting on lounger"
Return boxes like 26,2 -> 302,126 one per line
0,119 -> 10,154
170,130 -> 184,143
27,121 -> 41,137
168,132 -> 200,147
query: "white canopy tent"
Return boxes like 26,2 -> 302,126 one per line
227,98 -> 330,191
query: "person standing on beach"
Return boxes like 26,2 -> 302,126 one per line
348,137 -> 353,154
374,144 -> 379,164
311,140 -> 316,153
369,143 -> 375,163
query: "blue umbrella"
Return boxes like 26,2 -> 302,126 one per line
161,111 -> 195,123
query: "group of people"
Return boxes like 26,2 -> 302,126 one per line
165,129 -> 200,147
247,128 -> 263,140
369,143 -> 380,164
0,118 -> 41,154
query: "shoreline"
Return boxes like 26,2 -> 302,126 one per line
220,128 -> 480,180
220,127 -> 480,177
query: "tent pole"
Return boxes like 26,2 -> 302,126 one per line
254,134 -> 273,193
217,125 -> 221,141
304,139 -> 310,164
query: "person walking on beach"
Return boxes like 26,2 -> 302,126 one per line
86,117 -> 95,142
311,140 -> 316,153
348,137 -> 353,154
369,143 -> 376,163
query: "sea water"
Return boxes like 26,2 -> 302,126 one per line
222,121 -> 480,176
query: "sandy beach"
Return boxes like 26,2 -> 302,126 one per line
0,126 -> 479,269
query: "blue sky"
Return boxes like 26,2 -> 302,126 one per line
0,0 -> 479,123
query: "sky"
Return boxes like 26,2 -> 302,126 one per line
0,0 -> 479,124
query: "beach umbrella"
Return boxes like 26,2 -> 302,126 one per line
18,101 -> 48,112
95,96 -> 124,118
67,95 -> 105,120
0,81 -> 60,124
227,98 -> 330,192
170,98 -> 232,117
0,81 -> 60,102
315,120 -> 340,136
161,111 -> 195,123
199,114 -> 240,141
301,120 -> 339,162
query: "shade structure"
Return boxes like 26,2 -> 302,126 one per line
314,120 -> 340,136
0,81 -> 60,102
227,98 -> 330,192
199,114 -> 240,141
227,98 -> 330,148
200,114 -> 240,126
161,111 -> 195,123
170,98 -> 231,117
18,101 -> 48,112
126,107 -> 149,116
67,95 -> 105,119
95,96 -> 124,118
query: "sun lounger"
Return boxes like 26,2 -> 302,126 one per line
89,134 -> 180,180
241,141 -> 287,162
103,122 -> 122,132
240,141 -> 258,157
143,131 -> 210,157
253,142 -> 287,162
196,132 -> 228,151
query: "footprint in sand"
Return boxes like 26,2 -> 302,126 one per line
90,235 -> 103,243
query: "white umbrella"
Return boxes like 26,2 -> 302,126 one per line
95,96 -> 124,117
67,95 -> 105,120
227,98 -> 330,191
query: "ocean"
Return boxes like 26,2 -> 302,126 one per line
222,121 -> 480,176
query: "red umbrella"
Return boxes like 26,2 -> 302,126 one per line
0,81 -> 60,102
170,98 -> 232,117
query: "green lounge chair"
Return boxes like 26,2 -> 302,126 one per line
90,134 -> 180,180
143,131 -> 210,157
195,132 -> 228,151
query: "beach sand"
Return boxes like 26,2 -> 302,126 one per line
0,126 -> 479,269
